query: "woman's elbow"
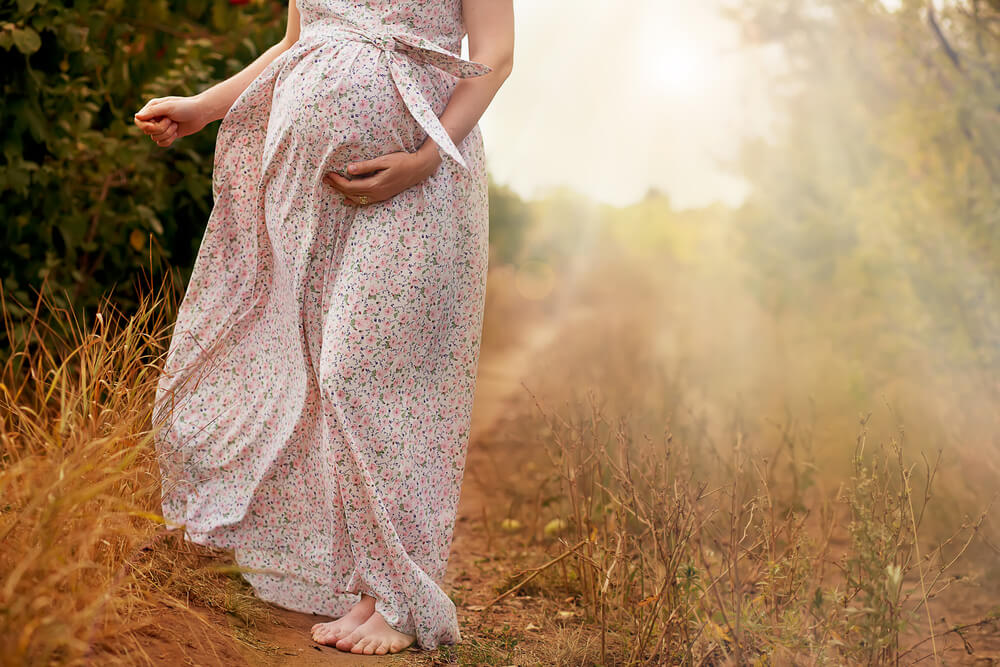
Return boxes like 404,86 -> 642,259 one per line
278,34 -> 299,53
492,50 -> 514,81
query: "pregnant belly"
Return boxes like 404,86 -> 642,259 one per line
263,42 -> 442,177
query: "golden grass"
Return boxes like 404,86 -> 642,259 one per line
0,275 -> 272,666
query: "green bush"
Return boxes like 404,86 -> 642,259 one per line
1,0 -> 288,344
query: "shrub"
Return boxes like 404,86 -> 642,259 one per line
1,0 -> 287,349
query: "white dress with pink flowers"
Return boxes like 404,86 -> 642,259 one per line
152,0 -> 490,650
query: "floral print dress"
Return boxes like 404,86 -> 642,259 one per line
152,0 -> 491,651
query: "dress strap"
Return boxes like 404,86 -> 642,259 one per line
299,21 -> 492,170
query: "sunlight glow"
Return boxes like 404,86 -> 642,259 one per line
480,0 -> 772,209
639,35 -> 708,96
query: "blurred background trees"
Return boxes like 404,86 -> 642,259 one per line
729,0 -> 1000,379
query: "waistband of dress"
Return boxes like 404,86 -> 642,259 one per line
300,20 -> 459,58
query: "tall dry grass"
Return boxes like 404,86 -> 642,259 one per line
517,390 -> 993,664
0,276 -> 271,666
482,255 -> 998,665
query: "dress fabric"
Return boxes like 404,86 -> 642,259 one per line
151,0 -> 490,651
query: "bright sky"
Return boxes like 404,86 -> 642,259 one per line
471,0 -> 776,209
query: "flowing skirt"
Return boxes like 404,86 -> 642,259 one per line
151,34 -> 489,650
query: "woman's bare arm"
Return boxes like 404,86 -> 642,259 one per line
416,0 -> 515,169
134,0 -> 301,146
326,0 -> 514,203
194,0 -> 302,122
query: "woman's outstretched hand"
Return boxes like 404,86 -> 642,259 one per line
324,144 -> 443,206
134,95 -> 211,148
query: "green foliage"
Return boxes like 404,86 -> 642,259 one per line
1,0 -> 287,339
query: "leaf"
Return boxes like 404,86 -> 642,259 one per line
129,229 -> 145,251
0,164 -> 32,193
61,24 -> 88,52
136,204 -> 164,234
22,104 -> 48,143
12,27 -> 41,55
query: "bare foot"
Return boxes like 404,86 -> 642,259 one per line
310,594 -> 375,646
334,609 -> 416,655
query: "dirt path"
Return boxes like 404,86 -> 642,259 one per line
221,316 -> 565,666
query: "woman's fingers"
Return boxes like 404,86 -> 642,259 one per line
134,98 -> 173,121
155,124 -> 179,146
325,171 -> 384,193
134,98 -> 179,141
134,116 -> 159,133
324,173 -> 358,199
324,179 -> 375,205
133,96 -> 195,148
346,155 -> 390,176
149,121 -> 177,141
135,116 -> 172,137
151,120 -> 177,142
324,171 -> 356,191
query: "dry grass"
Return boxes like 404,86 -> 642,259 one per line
473,256 -> 1000,666
0,275 -> 272,666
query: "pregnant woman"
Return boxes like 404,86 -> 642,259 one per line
133,0 -> 514,656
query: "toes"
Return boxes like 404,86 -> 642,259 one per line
374,640 -> 389,655
315,624 -> 342,645
350,637 -> 370,654
364,639 -> 379,655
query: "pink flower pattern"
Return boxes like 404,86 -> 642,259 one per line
152,0 -> 490,651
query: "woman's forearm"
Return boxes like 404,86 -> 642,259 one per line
415,0 -> 514,168
416,64 -> 513,166
194,38 -> 297,122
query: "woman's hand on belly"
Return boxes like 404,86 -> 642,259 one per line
323,142 -> 443,206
